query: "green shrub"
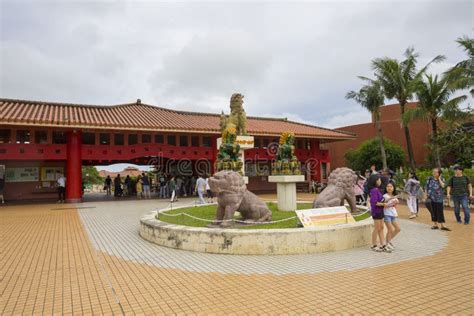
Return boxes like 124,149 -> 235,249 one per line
345,138 -> 406,173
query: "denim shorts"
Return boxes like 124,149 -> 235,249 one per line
384,215 -> 397,222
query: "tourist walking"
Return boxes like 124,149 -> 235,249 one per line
447,165 -> 472,225
169,176 -> 178,202
354,171 -> 366,205
383,181 -> 401,250
176,176 -> 183,197
142,173 -> 151,199
404,172 -> 421,219
190,175 -> 197,196
124,175 -> 131,196
159,174 -> 167,198
425,168 -> 450,231
57,173 -> 66,203
104,175 -> 112,196
368,174 -> 390,252
205,175 -> 213,203
114,174 -> 122,197
195,174 -> 207,204
136,176 -> 143,199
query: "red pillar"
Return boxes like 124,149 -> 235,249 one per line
66,130 -> 82,203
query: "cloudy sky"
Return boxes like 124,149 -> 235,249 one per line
1,0 -> 471,130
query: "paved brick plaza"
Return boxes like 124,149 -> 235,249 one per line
1,195 -> 473,315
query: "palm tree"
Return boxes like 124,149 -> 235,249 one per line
346,81 -> 388,170
404,74 -> 467,168
445,36 -> 474,95
370,48 -> 445,171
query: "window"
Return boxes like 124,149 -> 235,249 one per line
0,129 -> 11,143
297,139 -> 304,149
34,131 -> 48,144
128,134 -> 138,145
191,136 -> 199,147
52,131 -> 67,144
322,163 -> 328,180
263,139 -> 270,148
167,135 -> 176,146
142,134 -> 151,144
16,130 -> 30,144
306,140 -> 311,150
202,136 -> 212,147
82,132 -> 95,145
100,133 -> 110,145
179,135 -> 188,146
114,134 -> 124,145
154,134 -> 164,144
254,138 -> 261,148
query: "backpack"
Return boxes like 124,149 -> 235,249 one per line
363,181 -> 369,195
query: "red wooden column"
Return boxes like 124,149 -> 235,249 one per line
65,130 -> 82,203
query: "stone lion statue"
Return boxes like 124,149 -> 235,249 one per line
219,93 -> 247,136
312,167 -> 358,213
208,170 -> 272,227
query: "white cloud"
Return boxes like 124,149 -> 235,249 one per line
0,0 -> 471,128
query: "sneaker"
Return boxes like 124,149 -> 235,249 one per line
387,242 -> 395,250
457,221 -> 462,224
464,223 -> 470,225
371,245 -> 382,252
382,245 -> 392,253
409,214 -> 416,219
431,226 -> 439,230
440,227 -> 451,231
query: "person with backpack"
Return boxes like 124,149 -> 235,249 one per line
447,165 -> 472,225
404,172 -> 421,219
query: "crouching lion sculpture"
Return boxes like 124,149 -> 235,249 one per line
208,170 -> 272,227
312,167 -> 358,213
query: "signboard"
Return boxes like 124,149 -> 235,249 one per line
217,135 -> 255,149
296,206 -> 355,228
5,167 -> 39,182
41,167 -> 64,181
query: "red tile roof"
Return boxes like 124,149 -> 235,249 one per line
0,98 -> 354,140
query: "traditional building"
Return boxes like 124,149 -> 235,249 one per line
0,98 -> 354,202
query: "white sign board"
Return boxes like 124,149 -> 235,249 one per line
5,167 -> 40,182
296,206 -> 355,228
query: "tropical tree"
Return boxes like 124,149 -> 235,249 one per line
345,138 -> 406,173
445,36 -> 474,95
369,48 -> 445,171
403,74 -> 467,168
346,81 -> 387,169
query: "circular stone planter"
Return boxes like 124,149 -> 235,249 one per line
139,204 -> 374,255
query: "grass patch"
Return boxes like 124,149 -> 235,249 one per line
158,202 -> 369,229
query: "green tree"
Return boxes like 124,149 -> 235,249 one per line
369,48 -> 445,171
346,81 -> 388,169
434,120 -> 473,167
445,36 -> 474,95
82,166 -> 102,185
404,74 -> 467,168
345,138 -> 406,173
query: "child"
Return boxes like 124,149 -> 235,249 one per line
383,181 -> 401,250
368,174 -> 391,252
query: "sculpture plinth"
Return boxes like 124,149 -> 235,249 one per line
268,175 -> 305,211
216,135 -> 254,184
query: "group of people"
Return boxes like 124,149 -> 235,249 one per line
103,173 -> 215,203
104,173 -> 152,199
366,164 -> 472,253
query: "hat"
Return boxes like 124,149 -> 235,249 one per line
453,165 -> 464,171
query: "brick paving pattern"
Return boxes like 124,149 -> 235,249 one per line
1,196 -> 473,315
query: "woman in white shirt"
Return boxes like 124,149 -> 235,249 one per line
383,181 -> 401,251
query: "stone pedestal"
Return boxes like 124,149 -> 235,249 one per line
268,175 -> 305,211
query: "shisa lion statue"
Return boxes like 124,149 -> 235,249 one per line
215,127 -> 243,174
208,170 -> 272,227
312,167 -> 358,213
219,93 -> 247,136
271,132 -> 301,175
